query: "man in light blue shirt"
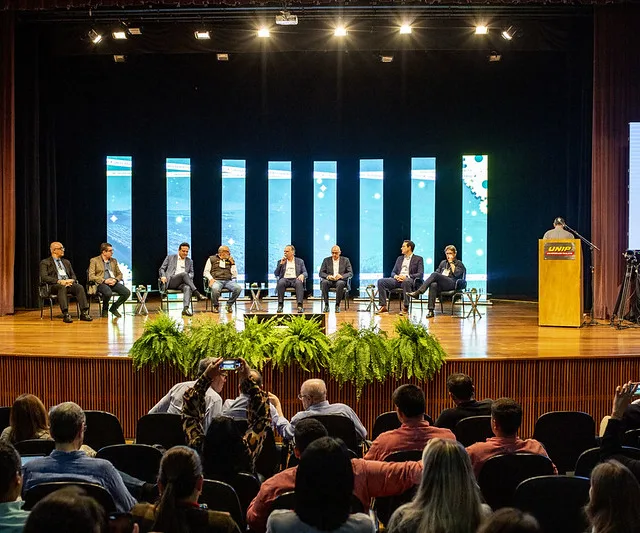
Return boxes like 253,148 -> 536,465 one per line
0,442 -> 29,533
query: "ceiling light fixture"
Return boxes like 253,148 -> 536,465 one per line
380,55 -> 394,63
113,55 -> 126,63
475,25 -> 489,35
112,30 -> 128,40
257,27 -> 270,38
501,26 -> 516,40
216,53 -> 229,61
488,50 -> 502,62
275,11 -> 298,26
128,27 -> 142,35
88,29 -> 103,44
399,24 -> 412,35
194,30 -> 211,40
334,26 -> 348,37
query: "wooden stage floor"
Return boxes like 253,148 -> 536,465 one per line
1,299 -> 639,360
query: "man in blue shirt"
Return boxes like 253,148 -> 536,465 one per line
0,442 -> 29,533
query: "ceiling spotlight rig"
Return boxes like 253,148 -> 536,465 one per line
88,29 -> 103,44
501,26 -> 520,41
275,11 -> 298,26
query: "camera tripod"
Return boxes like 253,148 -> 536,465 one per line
611,259 -> 640,329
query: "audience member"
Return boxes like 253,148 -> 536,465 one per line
585,460 -> 640,533
477,508 -> 541,533
465,398 -> 555,478
131,446 -> 241,533
386,438 -> 489,533
149,357 -> 223,434
0,442 -> 30,532
280,379 -> 367,441
364,384 -> 455,461
247,418 -> 423,533
22,402 -> 136,512
435,373 -> 492,430
266,437 -> 374,533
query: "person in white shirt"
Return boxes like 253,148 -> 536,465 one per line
203,245 -> 242,314
159,242 -> 207,316
273,245 -> 308,314
319,246 -> 353,314
376,240 -> 424,315
543,217 -> 574,239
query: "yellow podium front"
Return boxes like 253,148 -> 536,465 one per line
538,239 -> 583,327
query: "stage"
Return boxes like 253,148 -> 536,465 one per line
1,299 -> 640,440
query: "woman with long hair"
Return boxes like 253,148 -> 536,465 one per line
131,446 -> 241,533
477,508 -> 541,533
266,436 -> 374,532
0,394 -> 49,444
586,460 -> 640,533
386,438 -> 489,533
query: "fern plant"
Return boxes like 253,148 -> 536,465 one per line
233,316 -> 279,370
388,318 -> 448,380
129,313 -> 190,374
329,321 -> 390,398
271,315 -> 331,372
187,317 -> 238,375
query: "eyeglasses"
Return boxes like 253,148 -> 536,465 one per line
54,247 -> 65,251
297,393 -> 309,400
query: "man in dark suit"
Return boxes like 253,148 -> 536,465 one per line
274,244 -> 308,314
39,242 -> 92,323
376,239 -> 424,315
159,242 -> 207,317
88,242 -> 131,318
319,245 -> 353,314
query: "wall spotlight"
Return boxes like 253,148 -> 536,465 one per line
475,25 -> 489,35
216,53 -> 229,61
399,24 -> 412,35
334,26 -> 348,37
501,26 -> 516,40
112,30 -> 128,40
88,29 -> 103,44
258,27 -> 270,38
194,30 -> 211,40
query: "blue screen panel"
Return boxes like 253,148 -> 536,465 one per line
166,158 -> 192,255
630,123 -> 640,249
313,161 -> 338,296
462,155 -> 488,295
268,162 -> 292,288
106,156 -> 132,290
411,157 -> 437,270
222,160 -> 246,281
359,159 -> 384,293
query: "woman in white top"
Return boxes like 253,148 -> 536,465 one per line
266,437 -> 374,533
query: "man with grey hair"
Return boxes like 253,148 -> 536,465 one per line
274,244 -> 308,314
21,402 -> 136,512
280,378 -> 367,441
318,245 -> 353,313
203,245 -> 243,314
149,357 -> 225,432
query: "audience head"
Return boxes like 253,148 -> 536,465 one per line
586,460 -> 640,533
446,373 -> 475,403
299,379 -> 327,409
293,418 -> 329,458
197,357 -> 214,376
393,384 -> 426,420
295,437 -> 354,530
239,369 -> 263,395
49,402 -> 85,446
8,393 -> 49,443
477,508 -> 541,533
491,398 -> 522,437
23,486 -> 106,533
202,416 -> 250,480
0,442 -> 22,503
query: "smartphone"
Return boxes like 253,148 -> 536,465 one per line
219,359 -> 242,371
108,513 -> 134,533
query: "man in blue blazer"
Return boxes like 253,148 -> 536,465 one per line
159,242 -> 207,316
274,244 -> 308,314
376,240 -> 424,314
319,245 -> 353,313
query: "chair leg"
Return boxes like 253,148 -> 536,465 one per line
49,300 -> 53,320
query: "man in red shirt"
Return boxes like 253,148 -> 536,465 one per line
466,398 -> 556,478
247,418 -> 422,533
364,384 -> 455,461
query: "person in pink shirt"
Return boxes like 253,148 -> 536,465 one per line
466,398 -> 556,478
364,384 -> 456,462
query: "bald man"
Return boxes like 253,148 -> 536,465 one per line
39,242 -> 92,323
318,245 -> 353,313
280,379 -> 367,441
203,246 -> 243,313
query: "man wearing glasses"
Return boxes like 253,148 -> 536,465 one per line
203,245 -> 243,314
318,245 -> 353,314
39,242 -> 92,323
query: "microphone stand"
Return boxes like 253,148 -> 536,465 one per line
564,224 -> 600,326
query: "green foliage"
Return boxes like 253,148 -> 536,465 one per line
329,321 -> 390,398
388,318 -> 448,380
233,316 -> 279,370
129,313 -> 190,374
271,315 -> 331,372
187,317 -> 239,374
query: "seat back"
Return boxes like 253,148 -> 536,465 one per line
624,428 -> 640,447
0,406 -> 10,433
23,481 -> 116,512
200,479 -> 244,529
308,415 -> 360,455
574,446 -> 640,478
83,411 -> 126,452
454,415 -> 493,447
136,413 -> 185,449
371,412 -> 434,440
384,449 -> 424,463
14,439 -> 55,456
532,411 -> 596,474
96,444 -> 163,484
227,472 -> 261,517
231,419 -> 280,479
477,453 -> 556,510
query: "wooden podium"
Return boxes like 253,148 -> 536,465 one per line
538,239 -> 583,327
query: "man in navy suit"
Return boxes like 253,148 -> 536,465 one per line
274,244 -> 308,314
376,240 -> 424,315
159,242 -> 207,316
319,245 -> 353,314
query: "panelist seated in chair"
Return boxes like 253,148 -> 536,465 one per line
319,245 -> 353,314
39,242 -> 92,324
408,244 -> 466,318
274,245 -> 307,314
159,242 -> 207,317
376,239 -> 424,315
88,242 -> 131,318
203,245 -> 242,314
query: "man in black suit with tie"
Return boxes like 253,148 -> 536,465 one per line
319,245 -> 353,313
39,242 -> 92,323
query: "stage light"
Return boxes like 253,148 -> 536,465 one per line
194,30 -> 211,40
88,29 -> 103,44
475,25 -> 488,35
113,55 -> 126,63
501,26 -> 515,40
112,30 -> 127,40
334,26 -> 348,37
128,27 -> 142,35
399,24 -> 412,34
276,11 -> 298,26
258,27 -> 270,38
216,53 -> 229,61
380,55 -> 394,63
488,50 -> 502,62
